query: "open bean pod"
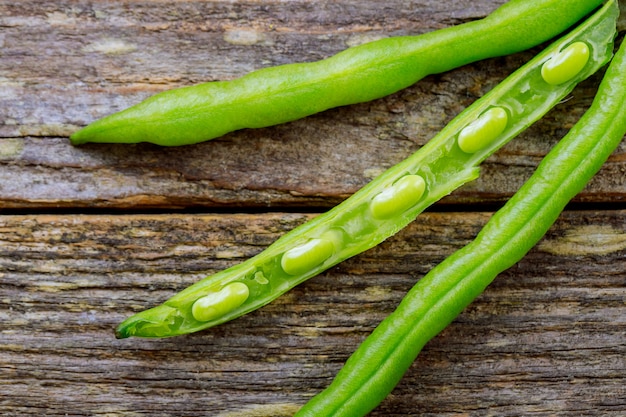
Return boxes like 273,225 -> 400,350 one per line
116,0 -> 618,338
297,11 -> 626,417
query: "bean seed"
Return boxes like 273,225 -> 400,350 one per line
458,107 -> 508,154
541,41 -> 590,85
192,282 -> 250,322
281,238 -> 335,276
370,175 -> 426,219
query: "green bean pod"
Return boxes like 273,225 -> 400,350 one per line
295,21 -> 626,417
115,0 -> 618,339
71,0 -> 604,146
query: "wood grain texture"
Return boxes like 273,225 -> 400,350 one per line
1,1 -> 625,209
1,211 -> 625,416
0,0 -> 625,416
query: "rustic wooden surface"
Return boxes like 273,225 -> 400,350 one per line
1,1 -> 625,416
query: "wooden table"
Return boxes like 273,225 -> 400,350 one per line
2,1 -> 625,415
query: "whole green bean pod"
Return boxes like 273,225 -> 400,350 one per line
71,0 -> 604,146
295,22 -> 626,417
115,1 -> 618,339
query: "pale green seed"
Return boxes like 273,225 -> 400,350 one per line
281,237 -> 335,276
191,282 -> 250,322
457,107 -> 508,154
370,174 -> 426,220
541,41 -> 590,85
253,271 -> 269,285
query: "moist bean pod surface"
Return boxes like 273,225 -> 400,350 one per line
70,0 -> 604,146
115,0 -> 618,339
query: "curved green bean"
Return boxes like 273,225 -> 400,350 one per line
295,25 -> 626,417
71,0 -> 604,146
115,1 -> 617,339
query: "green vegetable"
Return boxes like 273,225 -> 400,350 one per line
70,0 -> 604,146
457,107 -> 508,153
541,41 -> 591,85
115,0 -> 617,339
191,282 -> 250,322
369,175 -> 426,220
295,20 -> 626,417
281,234 -> 338,276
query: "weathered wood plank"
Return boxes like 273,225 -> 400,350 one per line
1,1 -> 625,209
1,210 -> 624,416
